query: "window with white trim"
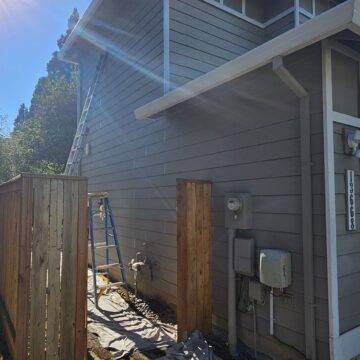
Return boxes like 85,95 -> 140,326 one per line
204,0 -> 344,28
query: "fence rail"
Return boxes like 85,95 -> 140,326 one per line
0,174 -> 88,360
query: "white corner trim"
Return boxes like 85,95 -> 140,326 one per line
294,0 -> 300,27
163,0 -> 170,95
322,38 -> 360,360
135,0 -> 356,120
322,39 -> 340,360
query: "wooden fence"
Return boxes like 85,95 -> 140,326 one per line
0,174 -> 88,360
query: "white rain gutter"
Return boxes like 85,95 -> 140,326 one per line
134,0 -> 360,120
273,56 -> 316,360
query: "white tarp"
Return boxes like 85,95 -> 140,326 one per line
87,272 -> 177,359
162,331 -> 222,360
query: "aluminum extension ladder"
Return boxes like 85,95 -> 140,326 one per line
88,192 -> 128,307
65,53 -> 108,176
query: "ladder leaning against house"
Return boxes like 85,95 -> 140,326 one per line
64,52 -> 108,176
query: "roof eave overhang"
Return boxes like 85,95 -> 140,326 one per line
134,0 -> 360,120
58,0 -> 104,64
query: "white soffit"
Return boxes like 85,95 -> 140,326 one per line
134,0 -> 360,120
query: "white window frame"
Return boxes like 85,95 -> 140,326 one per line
204,0 -> 317,28
322,39 -> 360,360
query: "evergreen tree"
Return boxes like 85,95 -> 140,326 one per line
9,9 -> 79,177
13,103 -> 29,130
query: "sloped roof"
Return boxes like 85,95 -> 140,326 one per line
59,0 -> 103,63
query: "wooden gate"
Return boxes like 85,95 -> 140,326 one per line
0,174 -> 88,360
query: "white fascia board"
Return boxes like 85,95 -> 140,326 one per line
59,0 -> 104,63
134,0 -> 358,120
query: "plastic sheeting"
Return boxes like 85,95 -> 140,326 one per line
87,272 -> 177,358
161,331 -> 222,360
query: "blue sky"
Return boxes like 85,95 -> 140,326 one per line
0,0 -> 91,130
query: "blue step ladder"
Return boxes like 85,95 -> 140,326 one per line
88,192 -> 128,307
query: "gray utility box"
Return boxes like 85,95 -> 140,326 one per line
234,238 -> 255,276
225,193 -> 252,229
249,280 -> 265,303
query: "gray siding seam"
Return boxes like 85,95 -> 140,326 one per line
84,135 -> 301,173
170,44 -> 233,66
85,156 -> 301,182
84,117 -> 303,163
170,27 -> 245,57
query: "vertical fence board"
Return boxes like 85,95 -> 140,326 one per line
75,180 -> 88,360
186,182 -> 197,334
176,179 -> 212,340
0,179 -> 22,357
30,178 -> 51,360
202,183 -> 212,334
195,183 -> 205,332
176,180 -> 187,342
15,176 -> 33,359
60,180 -> 79,360
47,180 -> 64,360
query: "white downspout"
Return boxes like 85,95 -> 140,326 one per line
228,228 -> 237,355
273,56 -> 316,360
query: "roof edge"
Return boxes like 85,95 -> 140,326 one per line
134,0 -> 358,120
59,0 -> 104,63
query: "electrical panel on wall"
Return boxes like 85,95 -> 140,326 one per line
225,193 -> 252,229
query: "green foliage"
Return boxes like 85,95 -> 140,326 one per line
0,8 -> 80,182
13,103 -> 29,130
0,114 -> 13,183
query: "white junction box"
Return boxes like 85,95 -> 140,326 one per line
234,238 -> 254,276
259,249 -> 292,288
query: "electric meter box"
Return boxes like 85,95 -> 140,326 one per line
259,249 -> 292,288
234,238 -> 255,276
225,193 -> 252,229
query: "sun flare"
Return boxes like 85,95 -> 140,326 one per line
0,0 -> 37,20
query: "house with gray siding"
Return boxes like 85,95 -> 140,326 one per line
60,1 -> 360,359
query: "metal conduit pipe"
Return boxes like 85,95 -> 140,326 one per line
272,56 -> 316,360
228,228 -> 237,356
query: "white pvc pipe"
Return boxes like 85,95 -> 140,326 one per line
270,288 -> 274,335
228,228 -> 237,355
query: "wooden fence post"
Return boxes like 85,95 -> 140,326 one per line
176,179 -> 212,341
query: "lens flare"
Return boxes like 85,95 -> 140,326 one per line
0,0 -> 38,22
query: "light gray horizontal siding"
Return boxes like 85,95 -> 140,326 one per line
169,0 -> 263,89
77,1 -> 330,354
78,0 -> 174,304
